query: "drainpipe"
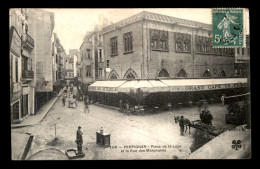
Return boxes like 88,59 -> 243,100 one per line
192,28 -> 195,78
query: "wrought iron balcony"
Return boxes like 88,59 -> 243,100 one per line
22,70 -> 34,79
22,33 -> 34,50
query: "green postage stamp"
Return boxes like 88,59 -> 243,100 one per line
212,8 -> 244,47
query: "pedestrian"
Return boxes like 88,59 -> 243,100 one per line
200,110 -> 206,123
179,116 -> 185,136
62,96 -> 66,106
125,100 -> 130,115
70,86 -> 73,94
221,94 -> 225,105
198,101 -> 202,113
73,95 -> 78,108
204,110 -> 213,125
84,95 -> 89,113
75,126 -> 83,154
119,99 -> 123,112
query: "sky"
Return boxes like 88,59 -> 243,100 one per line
44,8 -> 249,54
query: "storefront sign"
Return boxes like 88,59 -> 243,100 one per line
170,83 -> 247,92
35,81 -> 53,92
89,86 -> 118,93
10,26 -> 21,57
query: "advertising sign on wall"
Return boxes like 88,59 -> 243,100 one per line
9,26 -> 21,58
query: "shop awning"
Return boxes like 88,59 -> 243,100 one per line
117,80 -> 154,94
148,80 -> 169,92
88,80 -> 126,93
88,78 -> 248,94
160,78 -> 248,92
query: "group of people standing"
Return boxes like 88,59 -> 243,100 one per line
62,84 -> 90,113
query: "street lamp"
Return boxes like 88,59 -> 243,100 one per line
105,68 -> 111,79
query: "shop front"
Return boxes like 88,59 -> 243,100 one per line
21,85 -> 30,118
10,26 -> 22,122
88,78 -> 249,112
88,80 -> 127,106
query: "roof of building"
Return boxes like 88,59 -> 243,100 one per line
102,11 -> 212,34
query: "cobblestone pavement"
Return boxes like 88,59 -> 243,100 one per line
12,87 -> 235,160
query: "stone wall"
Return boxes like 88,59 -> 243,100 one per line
102,16 -> 235,80
103,21 -> 143,79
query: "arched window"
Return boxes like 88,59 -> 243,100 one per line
197,43 -> 202,52
203,43 -> 208,53
176,41 -> 182,51
124,32 -> 133,52
220,71 -> 227,78
111,40 -> 114,54
126,72 -> 135,79
123,68 -> 138,79
160,34 -> 168,50
108,70 -> 119,79
110,74 -> 117,79
129,34 -> 132,51
184,40 -> 188,51
151,35 -> 159,49
203,70 -> 211,78
177,69 -> 187,78
110,36 -> 118,55
158,68 -> 170,78
86,66 -> 91,77
175,34 -> 183,51
124,36 -> 128,52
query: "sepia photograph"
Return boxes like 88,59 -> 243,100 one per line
9,8 -> 251,160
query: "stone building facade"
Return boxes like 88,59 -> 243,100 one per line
77,15 -> 111,94
10,8 -> 64,121
234,35 -> 250,77
10,8 -> 34,122
102,11 -> 236,80
79,33 -> 95,85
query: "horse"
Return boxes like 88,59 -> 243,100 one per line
174,116 -> 192,134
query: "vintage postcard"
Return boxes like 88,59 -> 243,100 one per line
10,8 -> 250,160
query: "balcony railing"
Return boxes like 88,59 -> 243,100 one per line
22,70 -> 34,79
22,33 -> 34,50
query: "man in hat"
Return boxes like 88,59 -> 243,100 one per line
179,116 -> 185,136
204,109 -> 213,125
76,126 -> 83,154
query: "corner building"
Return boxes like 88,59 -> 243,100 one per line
102,11 -> 235,80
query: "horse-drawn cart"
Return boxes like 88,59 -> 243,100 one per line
190,120 -> 226,137
68,97 -> 77,108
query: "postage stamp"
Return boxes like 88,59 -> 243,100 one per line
212,8 -> 244,48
